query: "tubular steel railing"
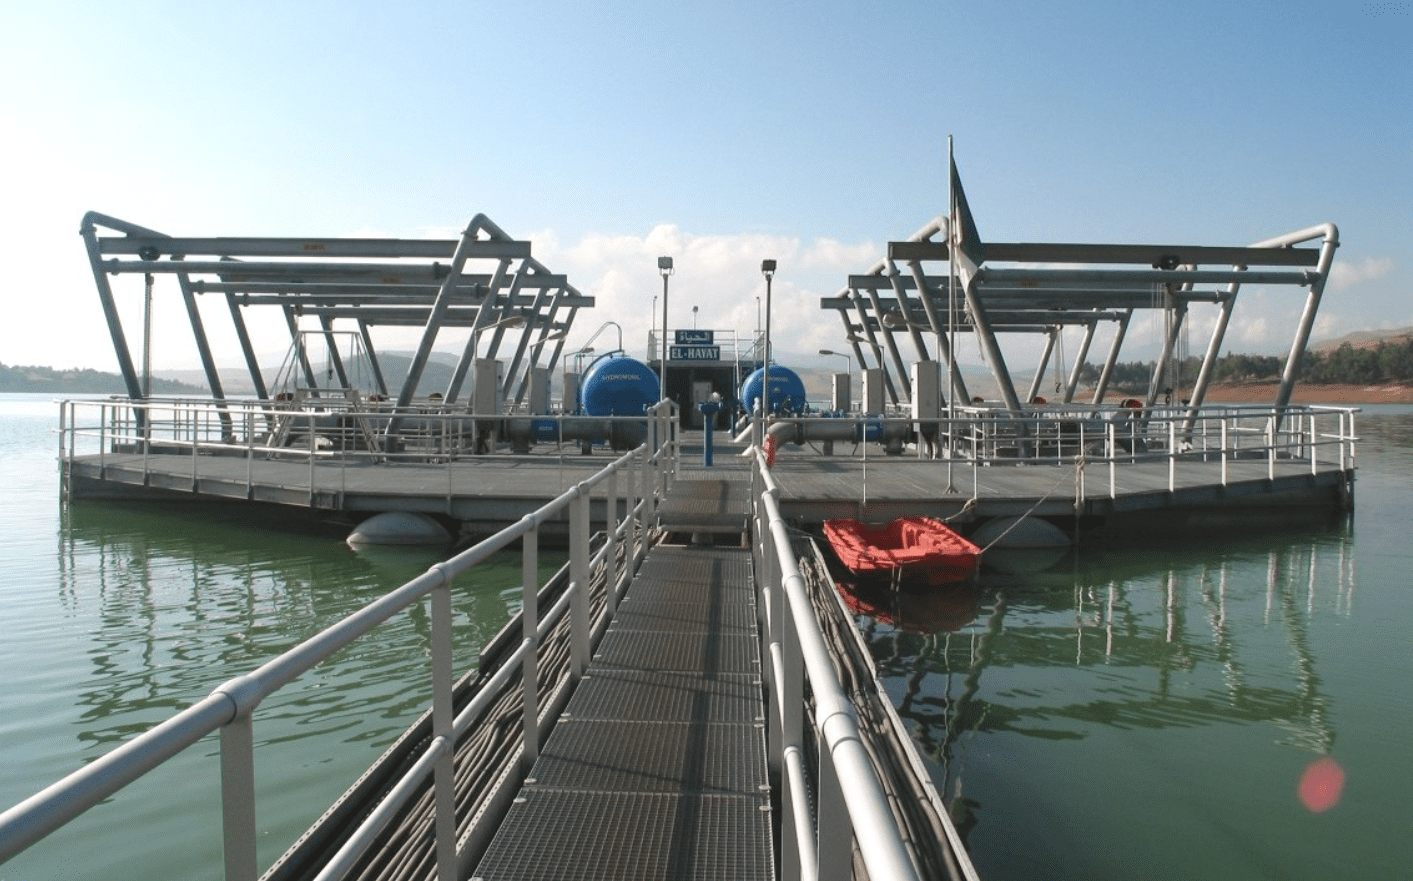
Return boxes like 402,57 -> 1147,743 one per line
3,406 -> 677,881
757,403 -> 1357,502
751,448 -> 932,881
57,397 -> 673,506
59,398 -> 1357,504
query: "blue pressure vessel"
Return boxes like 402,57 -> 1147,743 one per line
580,356 -> 660,416
740,366 -> 807,415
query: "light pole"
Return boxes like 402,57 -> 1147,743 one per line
692,305 -> 699,329
821,348 -> 851,412
573,346 -> 595,375
819,348 -> 851,375
657,256 -> 673,405
760,259 -> 776,417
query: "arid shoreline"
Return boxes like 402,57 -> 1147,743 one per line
1194,382 -> 1413,405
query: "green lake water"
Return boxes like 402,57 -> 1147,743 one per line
1,393 -> 1409,879
850,405 -> 1413,879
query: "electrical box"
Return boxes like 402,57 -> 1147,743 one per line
528,366 -> 550,415
562,371 -> 580,415
831,372 -> 851,413
911,360 -> 941,420
472,359 -> 504,415
862,367 -> 885,414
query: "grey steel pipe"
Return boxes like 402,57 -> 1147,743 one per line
1268,224 -> 1340,417
766,417 -> 912,446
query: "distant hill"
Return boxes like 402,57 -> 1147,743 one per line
1310,326 -> 1413,352
0,363 -> 206,394
150,351 -> 465,397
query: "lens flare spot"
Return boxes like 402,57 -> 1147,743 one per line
1298,756 -> 1345,813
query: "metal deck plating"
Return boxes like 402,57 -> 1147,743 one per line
473,545 -> 772,881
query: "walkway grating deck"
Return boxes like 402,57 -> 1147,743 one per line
471,534 -> 773,880
656,477 -> 752,534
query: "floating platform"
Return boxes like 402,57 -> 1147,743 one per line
63,409 -> 1357,541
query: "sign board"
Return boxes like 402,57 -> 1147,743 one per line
675,329 -> 714,345
669,345 -> 721,361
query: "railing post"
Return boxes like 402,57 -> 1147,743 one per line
246,409 -> 255,498
193,405 -> 201,490
308,412 -> 317,503
640,446 -> 655,549
141,402 -> 151,477
570,488 -> 590,678
1346,410 -> 1357,472
816,724 -> 852,881
1168,417 -> 1176,492
625,448 -> 639,573
58,403 -> 70,499
219,715 -> 258,881
657,412 -> 670,501
430,572 -> 457,881
1221,417 -> 1229,487
606,464 -> 620,610
1107,421 -> 1116,499
1309,414 -> 1318,475
521,522 -> 540,771
99,402 -> 109,470
1267,416 -> 1276,481
780,565 -> 801,756
767,487 -> 789,777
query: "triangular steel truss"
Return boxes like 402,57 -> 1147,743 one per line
822,216 -> 1339,421
80,212 -> 591,416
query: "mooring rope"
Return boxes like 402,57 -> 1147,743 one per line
976,453 -> 1084,555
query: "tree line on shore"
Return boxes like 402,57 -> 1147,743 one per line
1080,336 -> 1413,390
0,362 -> 205,394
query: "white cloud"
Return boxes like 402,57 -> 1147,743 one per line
1329,256 -> 1394,287
529,224 -> 878,366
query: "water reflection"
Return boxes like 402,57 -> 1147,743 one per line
836,579 -> 982,634
844,522 -> 1355,844
54,500 -> 555,753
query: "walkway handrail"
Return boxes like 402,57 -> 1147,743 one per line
752,448 -> 924,881
749,404 -> 1357,509
60,399 -> 1354,507
2,405 -> 677,881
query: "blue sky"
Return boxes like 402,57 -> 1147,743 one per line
3,0 -> 1408,376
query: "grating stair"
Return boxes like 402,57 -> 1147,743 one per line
656,478 -> 751,535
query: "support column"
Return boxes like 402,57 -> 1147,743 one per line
79,213 -> 150,403
1063,319 -> 1099,404
386,223 -> 484,440
357,320 -> 389,397
225,294 -> 270,402
1091,310 -> 1132,406
317,315 -> 351,390
962,275 -> 1023,414
1273,225 -> 1340,419
1026,327 -> 1057,404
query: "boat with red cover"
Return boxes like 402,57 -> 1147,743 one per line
823,516 -> 981,583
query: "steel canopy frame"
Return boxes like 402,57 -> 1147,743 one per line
823,219 -> 1339,419
79,212 -> 592,416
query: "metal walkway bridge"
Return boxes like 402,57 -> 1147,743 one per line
7,426 -> 973,881
474,540 -> 770,879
